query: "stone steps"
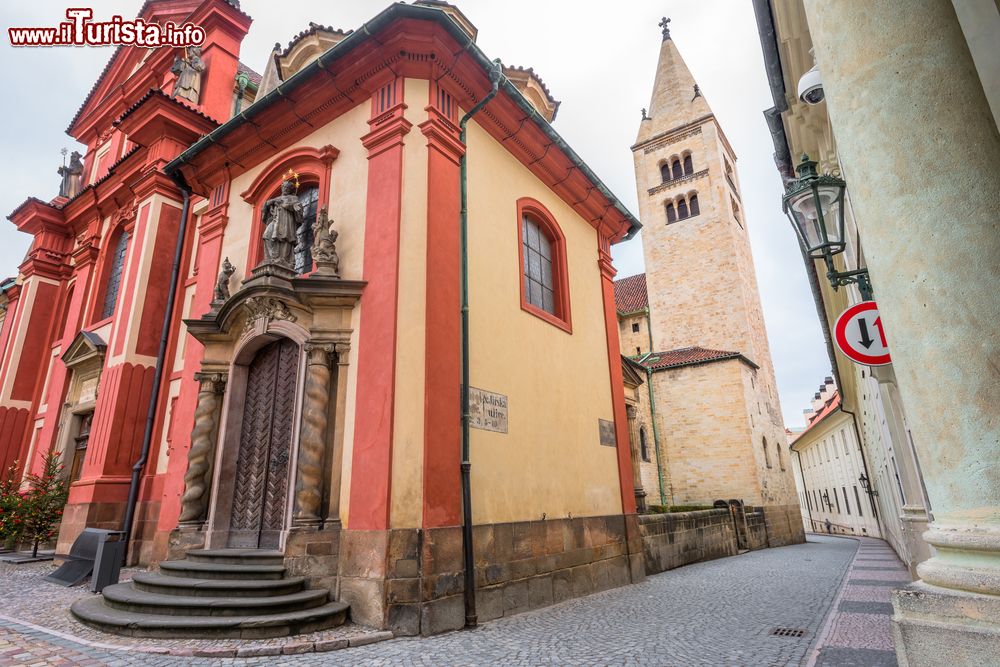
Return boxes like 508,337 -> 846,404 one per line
71,548 -> 349,639
100,583 -> 330,617
131,572 -> 307,598
70,596 -> 349,639
158,559 -> 287,580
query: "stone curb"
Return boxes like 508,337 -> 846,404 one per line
0,613 -> 395,658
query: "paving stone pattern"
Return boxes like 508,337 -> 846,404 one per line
0,536 -> 870,666
812,537 -> 912,667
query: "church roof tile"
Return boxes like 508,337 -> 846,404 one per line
614,273 -> 648,313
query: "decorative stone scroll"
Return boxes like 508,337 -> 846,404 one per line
241,296 -> 296,335
179,372 -> 227,525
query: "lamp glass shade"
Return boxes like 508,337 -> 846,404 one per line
783,157 -> 847,260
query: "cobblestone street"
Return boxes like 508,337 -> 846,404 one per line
0,535 -> 912,666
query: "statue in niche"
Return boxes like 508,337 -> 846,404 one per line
213,257 -> 235,303
261,173 -> 303,268
58,151 -> 84,199
311,206 -> 340,277
171,46 -> 205,104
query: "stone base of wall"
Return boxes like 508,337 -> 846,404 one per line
337,514 -> 644,636
639,510 -> 737,575
285,526 -> 341,593
893,580 -> 1000,667
760,504 -> 806,547
55,500 -> 126,559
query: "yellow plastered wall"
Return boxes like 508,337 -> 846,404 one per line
464,120 -> 623,524
389,79 -> 430,528
221,101 -> 371,524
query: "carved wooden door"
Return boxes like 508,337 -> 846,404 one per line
228,338 -> 299,549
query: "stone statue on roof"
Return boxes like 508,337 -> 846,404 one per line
57,151 -> 84,199
171,46 -> 205,104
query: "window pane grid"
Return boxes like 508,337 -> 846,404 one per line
102,231 -> 130,319
522,216 -> 558,317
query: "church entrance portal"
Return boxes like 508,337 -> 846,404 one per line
227,338 -> 300,549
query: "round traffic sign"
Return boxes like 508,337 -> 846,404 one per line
834,301 -> 891,366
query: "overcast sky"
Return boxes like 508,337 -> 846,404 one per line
0,0 -> 830,427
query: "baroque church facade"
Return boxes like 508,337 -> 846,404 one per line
616,20 -> 803,546
0,0 -> 646,636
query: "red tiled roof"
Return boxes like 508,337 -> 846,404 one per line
614,273 -> 648,313
637,346 -> 753,371
799,391 -> 842,437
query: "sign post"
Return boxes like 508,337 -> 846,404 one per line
834,301 -> 891,366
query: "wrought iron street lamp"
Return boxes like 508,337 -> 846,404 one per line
821,490 -> 834,512
859,473 -> 878,497
783,154 -> 873,300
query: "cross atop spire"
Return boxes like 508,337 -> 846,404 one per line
659,17 -> 671,41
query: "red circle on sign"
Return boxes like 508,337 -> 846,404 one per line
834,301 -> 892,366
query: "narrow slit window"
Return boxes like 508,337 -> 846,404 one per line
101,230 -> 130,319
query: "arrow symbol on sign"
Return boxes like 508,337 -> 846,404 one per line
858,319 -> 875,349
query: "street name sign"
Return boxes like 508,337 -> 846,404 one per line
834,301 -> 892,366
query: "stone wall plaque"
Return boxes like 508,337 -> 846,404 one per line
79,376 -> 99,404
599,419 -> 617,447
469,387 -> 508,434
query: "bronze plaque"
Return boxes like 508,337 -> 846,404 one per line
599,419 -> 617,447
469,387 -> 508,434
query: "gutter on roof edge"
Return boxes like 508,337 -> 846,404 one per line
165,3 -> 640,239
752,0 -> 841,388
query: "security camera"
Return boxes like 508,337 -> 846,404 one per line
797,65 -> 824,105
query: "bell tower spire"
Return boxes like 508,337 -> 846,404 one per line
637,18 -> 712,145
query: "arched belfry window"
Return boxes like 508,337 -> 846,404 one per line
689,194 -> 700,217
683,154 -> 693,175
517,198 -> 571,332
660,163 -> 671,183
677,199 -> 689,219
101,230 -> 129,319
294,185 -> 320,274
672,160 -> 683,180
666,202 -> 677,224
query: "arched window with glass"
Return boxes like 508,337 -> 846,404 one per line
100,230 -> 130,319
517,198 -> 571,332
293,184 -> 320,274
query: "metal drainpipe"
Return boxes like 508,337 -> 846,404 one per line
121,173 -> 192,564
643,308 -> 667,505
458,58 -> 502,629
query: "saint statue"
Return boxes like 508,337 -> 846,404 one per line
311,206 -> 340,277
261,177 -> 303,268
171,46 -> 205,104
58,151 -> 84,199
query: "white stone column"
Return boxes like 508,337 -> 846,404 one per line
803,1 -> 1000,662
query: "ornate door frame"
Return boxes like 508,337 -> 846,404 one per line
205,317 -> 308,551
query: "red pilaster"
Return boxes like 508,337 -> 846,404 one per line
156,199 -> 227,540
349,82 -> 411,531
598,235 -> 637,515
419,105 -> 465,528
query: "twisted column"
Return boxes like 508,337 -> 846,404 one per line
179,372 -> 226,525
626,404 -> 647,513
293,342 -> 335,525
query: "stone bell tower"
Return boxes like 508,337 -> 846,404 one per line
633,17 -> 769,365
628,19 -> 801,539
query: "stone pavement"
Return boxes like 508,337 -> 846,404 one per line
809,536 -> 912,667
0,535 -> 902,666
